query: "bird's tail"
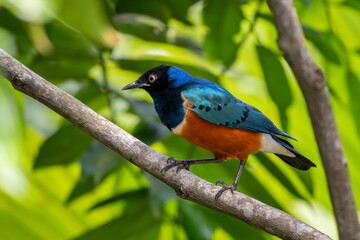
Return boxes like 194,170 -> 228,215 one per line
271,135 -> 316,171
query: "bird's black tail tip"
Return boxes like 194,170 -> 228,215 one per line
271,134 -> 316,171
275,153 -> 317,171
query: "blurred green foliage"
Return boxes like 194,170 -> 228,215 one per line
0,0 -> 360,239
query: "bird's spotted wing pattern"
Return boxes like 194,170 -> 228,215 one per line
182,80 -> 295,140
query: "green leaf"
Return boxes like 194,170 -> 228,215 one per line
74,80 -> 108,111
34,124 -> 93,168
80,141 -> 124,183
356,48 -> 360,55
113,13 -> 167,43
195,204 -> 267,240
67,141 -> 125,203
112,33 -> 214,72
255,153 -> 311,200
257,22 -> 343,65
256,45 -> 292,130
258,13 -> 274,23
56,0 -> 117,47
145,173 -> 177,217
203,0 -> 243,66
342,0 -> 360,11
47,21 -> 97,59
75,198 -> 160,240
0,8 -> 29,40
0,8 -> 36,64
89,188 -> 148,211
66,176 -> 95,204
303,26 -> 341,65
347,71 -> 360,137
294,170 -> 314,197
128,99 -> 170,145
31,58 -> 94,81
114,0 -> 196,24
30,21 -> 97,82
180,200 -> 214,240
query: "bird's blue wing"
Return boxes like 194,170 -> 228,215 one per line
182,81 -> 295,140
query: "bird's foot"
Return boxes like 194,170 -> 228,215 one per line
215,180 -> 238,200
161,157 -> 191,173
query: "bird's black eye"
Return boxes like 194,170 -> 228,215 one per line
148,74 -> 156,83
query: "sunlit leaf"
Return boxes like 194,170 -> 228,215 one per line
112,33 -> 215,73
56,0 -> 118,48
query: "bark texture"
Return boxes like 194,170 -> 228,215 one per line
265,1 -> 360,239
0,48 -> 331,239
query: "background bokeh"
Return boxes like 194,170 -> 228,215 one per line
1,0 -> 360,239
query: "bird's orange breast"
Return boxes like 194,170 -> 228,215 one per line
173,106 -> 262,161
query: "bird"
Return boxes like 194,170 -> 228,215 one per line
122,65 -> 316,200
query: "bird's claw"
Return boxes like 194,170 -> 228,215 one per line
215,180 -> 237,200
161,157 -> 190,173
166,157 -> 175,164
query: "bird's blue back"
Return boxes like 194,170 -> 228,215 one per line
153,67 -> 295,140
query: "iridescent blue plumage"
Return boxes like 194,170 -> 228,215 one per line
166,67 -> 295,140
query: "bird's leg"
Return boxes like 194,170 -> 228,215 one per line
161,157 -> 222,173
215,160 -> 246,200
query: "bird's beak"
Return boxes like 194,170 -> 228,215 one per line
122,81 -> 140,90
122,77 -> 151,90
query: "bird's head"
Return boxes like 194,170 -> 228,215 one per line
122,65 -> 193,94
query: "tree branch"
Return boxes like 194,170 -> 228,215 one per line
265,0 -> 360,239
0,48 -> 330,240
